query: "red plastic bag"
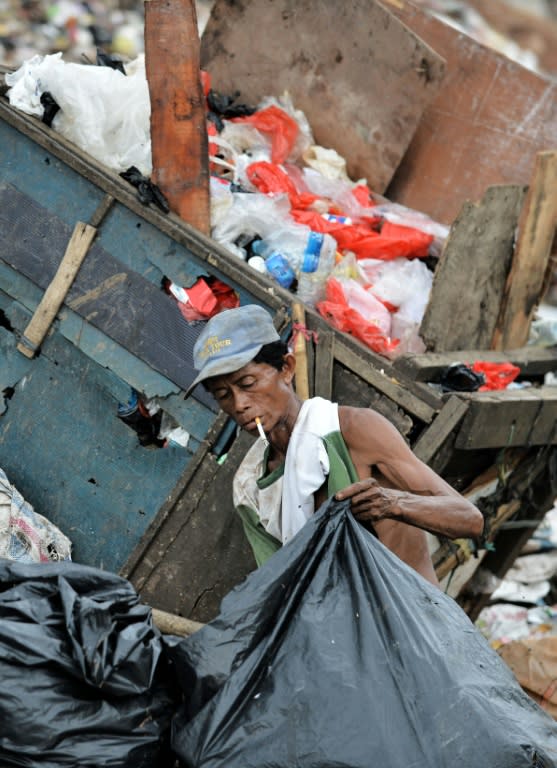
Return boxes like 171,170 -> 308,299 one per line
352,183 -> 374,209
233,105 -> 299,164
164,277 -> 239,322
471,361 -> 521,391
316,278 -> 398,357
247,162 -> 318,209
350,221 -> 433,260
291,210 -> 431,260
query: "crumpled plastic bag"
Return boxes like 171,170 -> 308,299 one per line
0,468 -> 72,562
163,275 -> 240,321
472,360 -> 521,390
232,104 -> 299,165
317,277 -> 398,356
0,559 -> 177,767
302,145 -> 351,180
167,498 -> 557,768
6,53 -> 152,175
359,257 -> 433,355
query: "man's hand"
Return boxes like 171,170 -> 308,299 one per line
335,478 -> 405,525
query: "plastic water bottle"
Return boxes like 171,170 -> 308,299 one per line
252,224 -> 336,305
264,252 -> 296,288
296,231 -> 336,306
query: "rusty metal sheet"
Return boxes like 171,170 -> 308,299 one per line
201,0 -> 445,193
383,0 -> 557,224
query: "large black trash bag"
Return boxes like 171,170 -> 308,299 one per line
0,558 -> 178,767
168,499 -> 557,768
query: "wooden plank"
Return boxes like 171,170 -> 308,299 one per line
492,151 -> 557,350
16,221 -> 97,357
144,0 -> 210,233
332,363 -> 414,437
383,0 -> 557,224
0,323 -> 191,573
412,395 -> 469,464
200,0 -> 445,193
0,183 -> 216,409
314,329 -> 334,400
419,185 -> 527,352
454,388 -> 557,450
16,194 -> 114,358
394,346 -> 557,382
129,429 -> 257,622
333,341 -> 437,423
529,391 -> 557,446
122,411 -> 229,581
0,99 -> 290,314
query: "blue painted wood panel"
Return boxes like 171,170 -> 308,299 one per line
0,110 -> 278,574
0,265 -> 215,444
0,116 -> 263,304
0,297 -> 193,572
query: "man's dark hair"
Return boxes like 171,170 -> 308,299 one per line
252,340 -> 289,371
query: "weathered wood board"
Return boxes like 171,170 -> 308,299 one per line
383,0 -> 557,224
0,182 -> 215,408
200,0 -> 445,193
394,347 -> 557,382
493,151 -> 557,350
125,428 -> 257,622
455,387 -> 557,450
0,299 -> 192,573
145,0 -> 210,233
419,185 -> 527,352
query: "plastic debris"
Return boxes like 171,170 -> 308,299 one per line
0,467 -> 72,562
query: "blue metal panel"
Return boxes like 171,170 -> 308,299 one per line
0,265 -> 215,444
0,117 -> 266,305
0,309 -> 192,572
0,111 -> 281,573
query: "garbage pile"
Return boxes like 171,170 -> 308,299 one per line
473,501 -> 557,718
5,53 -> 449,358
3,499 -> 557,766
0,0 -> 145,68
412,0 -> 556,75
0,557 -> 177,766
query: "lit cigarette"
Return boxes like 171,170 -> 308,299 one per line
255,417 -> 269,447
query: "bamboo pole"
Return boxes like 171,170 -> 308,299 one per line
291,302 -> 310,400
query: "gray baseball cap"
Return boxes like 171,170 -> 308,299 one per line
185,305 -> 280,397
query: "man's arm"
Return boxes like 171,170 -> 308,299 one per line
336,406 -> 484,583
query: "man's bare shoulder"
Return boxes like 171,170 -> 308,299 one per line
338,405 -> 400,458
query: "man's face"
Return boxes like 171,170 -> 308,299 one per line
205,356 -> 297,437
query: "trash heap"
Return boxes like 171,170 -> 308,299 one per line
0,0 -> 145,68
5,53 -> 449,358
204,78 -> 449,358
473,500 -> 557,718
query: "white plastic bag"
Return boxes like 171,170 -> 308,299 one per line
359,258 -> 433,354
334,277 -> 392,336
7,53 -> 152,175
302,145 -> 350,181
212,191 -> 292,254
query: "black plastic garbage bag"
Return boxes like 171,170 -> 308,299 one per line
0,558 -> 178,767
168,499 -> 557,768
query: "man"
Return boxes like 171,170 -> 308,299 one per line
186,304 -> 484,585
